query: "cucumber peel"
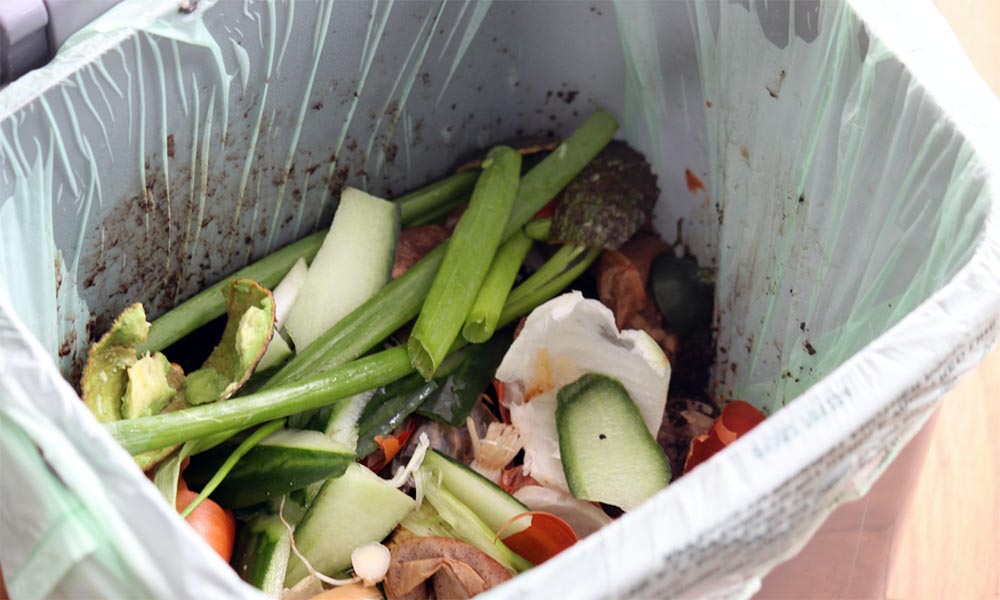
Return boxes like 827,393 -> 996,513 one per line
421,449 -> 530,537
233,514 -> 291,596
284,188 -> 400,353
285,463 -> 415,585
184,428 -> 353,509
556,373 -> 670,511
403,469 -> 532,574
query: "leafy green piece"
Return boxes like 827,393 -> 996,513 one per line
184,279 -> 275,405
355,374 -> 438,458
650,255 -> 714,337
418,329 -> 513,427
550,140 -> 659,250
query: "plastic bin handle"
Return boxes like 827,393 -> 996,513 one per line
0,0 -> 123,85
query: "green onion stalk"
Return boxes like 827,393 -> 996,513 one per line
408,146 -> 522,378
397,171 -> 478,225
462,231 -> 533,343
266,110 -> 618,388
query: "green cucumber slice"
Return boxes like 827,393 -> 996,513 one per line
403,471 -> 532,573
232,514 -> 291,596
185,429 -> 354,508
284,463 -> 415,585
284,188 -> 401,352
556,373 -> 670,511
422,449 -> 529,535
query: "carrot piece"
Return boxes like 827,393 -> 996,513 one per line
714,400 -> 765,444
175,477 -> 237,562
495,511 -> 578,565
375,435 -> 403,464
366,417 -> 422,473
684,400 -> 765,474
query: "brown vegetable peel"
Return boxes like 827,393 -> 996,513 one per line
397,558 -> 489,599
385,537 -> 511,600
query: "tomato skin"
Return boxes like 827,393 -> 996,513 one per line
176,481 -> 237,562
533,196 -> 561,219
685,400 -> 765,473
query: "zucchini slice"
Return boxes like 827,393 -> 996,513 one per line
556,373 -> 670,511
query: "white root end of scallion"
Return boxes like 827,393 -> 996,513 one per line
412,468 -> 427,510
350,542 -> 391,587
385,432 -> 431,489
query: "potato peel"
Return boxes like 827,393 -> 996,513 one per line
384,537 -> 511,600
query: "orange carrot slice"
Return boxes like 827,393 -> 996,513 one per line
495,511 -> 578,565
374,435 -> 403,464
176,477 -> 236,562
684,400 -> 765,474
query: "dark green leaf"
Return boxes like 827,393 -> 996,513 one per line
355,375 -> 439,457
650,255 -> 714,337
416,328 -> 513,427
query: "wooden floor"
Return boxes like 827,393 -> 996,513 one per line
886,344 -> 1000,599
885,2 -> 1000,599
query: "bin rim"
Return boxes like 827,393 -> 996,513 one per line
485,0 -> 1000,596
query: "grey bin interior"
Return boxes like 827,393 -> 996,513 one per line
7,1 -> 710,385
2,0 -> 998,598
